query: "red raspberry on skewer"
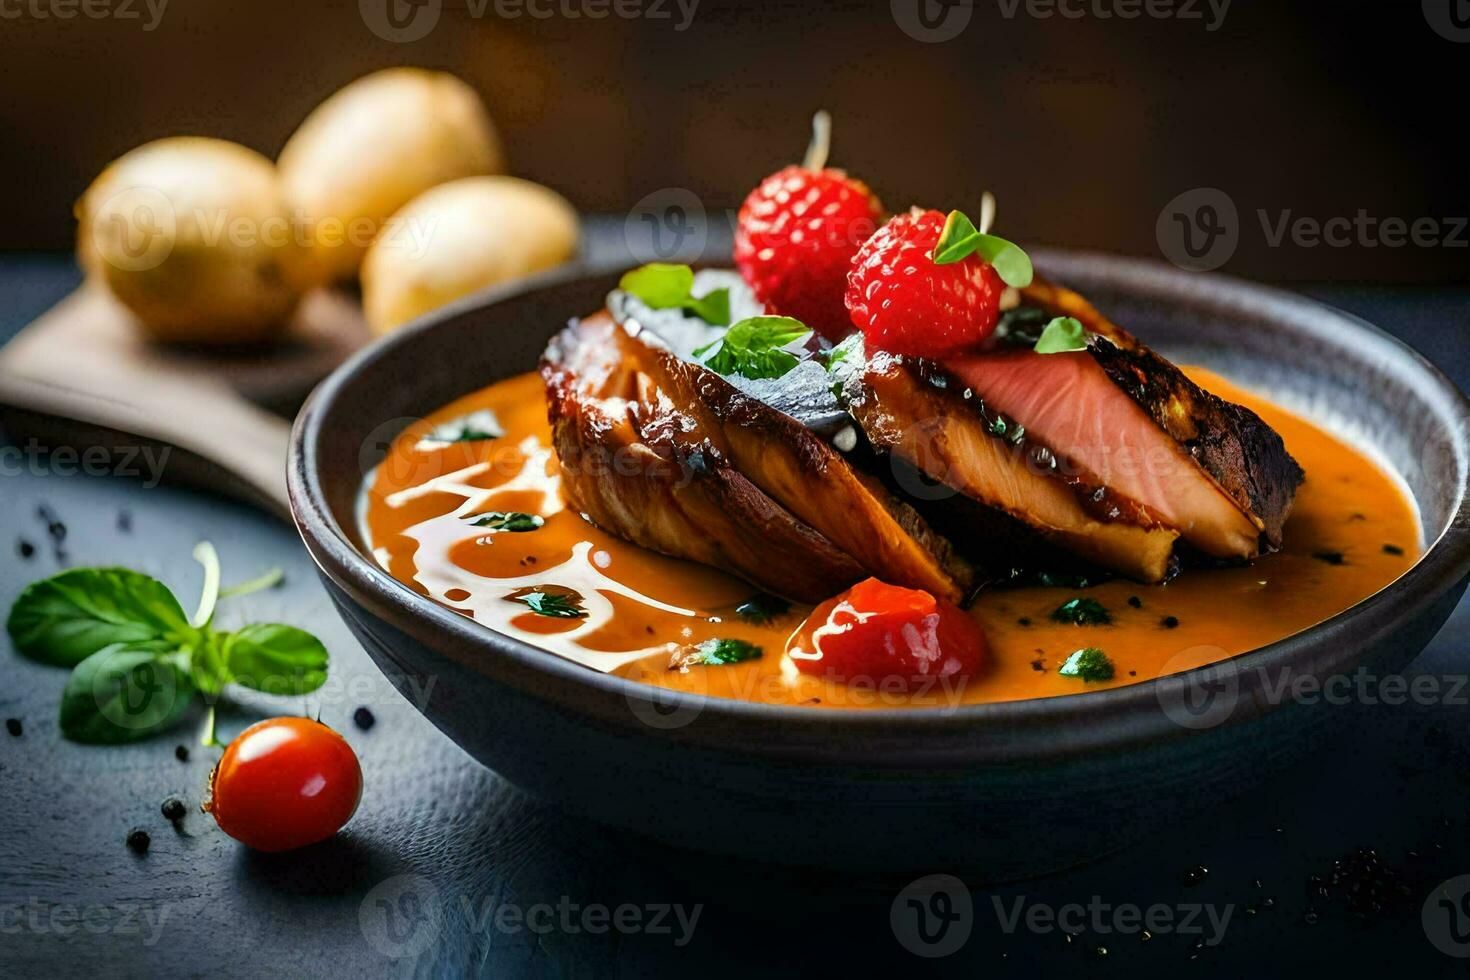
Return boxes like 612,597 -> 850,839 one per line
844,207 -> 1008,359
734,113 -> 883,340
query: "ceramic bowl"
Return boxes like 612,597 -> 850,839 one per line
288,252 -> 1470,877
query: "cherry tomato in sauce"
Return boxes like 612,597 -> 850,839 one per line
786,578 -> 987,688
207,717 -> 362,852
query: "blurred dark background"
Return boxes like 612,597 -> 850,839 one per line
0,0 -> 1464,281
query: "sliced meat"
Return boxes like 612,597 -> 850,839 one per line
847,348 -> 1180,583
542,313 -> 864,601
615,319 -> 975,603
1018,279 -> 1303,548
944,348 -> 1262,558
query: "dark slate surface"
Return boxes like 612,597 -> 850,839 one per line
3,240 -> 1470,978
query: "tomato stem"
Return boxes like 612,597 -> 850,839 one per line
200,703 -> 223,749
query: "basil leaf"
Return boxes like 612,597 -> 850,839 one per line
930,209 -> 1034,287
466,511 -> 545,532
1034,316 -> 1088,354
619,263 -> 731,326
694,316 -> 811,380
223,623 -> 329,696
59,642 -> 195,743
1058,647 -> 1115,682
7,568 -> 194,667
190,630 -> 230,698
670,638 -> 763,670
510,590 -> 587,619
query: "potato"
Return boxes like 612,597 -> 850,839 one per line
361,176 -> 578,335
77,137 -> 309,345
278,68 -> 503,283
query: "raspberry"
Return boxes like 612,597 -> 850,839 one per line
844,208 -> 1005,358
734,165 -> 883,340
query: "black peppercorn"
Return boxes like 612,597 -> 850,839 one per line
1161,615 -> 1180,629
161,797 -> 187,822
16,539 -> 35,559
4,718 -> 20,737
352,706 -> 376,730
1127,596 -> 1142,608
174,744 -> 190,762
126,829 -> 150,854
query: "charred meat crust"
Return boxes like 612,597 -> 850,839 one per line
1087,339 -> 1302,547
1021,278 -> 1304,547
542,316 -> 865,601
619,322 -> 976,603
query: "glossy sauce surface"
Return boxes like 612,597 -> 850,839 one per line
362,369 -> 1420,709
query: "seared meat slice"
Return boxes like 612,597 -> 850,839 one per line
846,348 -> 1180,583
1022,279 -> 1303,547
542,313 -> 864,602
944,279 -> 1302,558
614,320 -> 975,603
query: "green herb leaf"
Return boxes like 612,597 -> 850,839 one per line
992,306 -> 1053,347
619,262 -> 695,307
59,642 -> 195,743
6,568 -> 194,667
733,593 -> 791,625
1033,317 -> 1088,354
671,638 -> 764,670
223,624 -> 330,696
1050,597 -> 1113,626
1058,647 -> 1115,682
932,209 -> 982,264
510,590 -> 587,619
424,409 -> 504,445
974,234 -> 1034,288
694,316 -> 811,380
189,630 -> 230,698
683,289 -> 731,327
466,511 -> 545,532
823,333 -> 863,375
930,210 -> 1034,288
619,263 -> 731,326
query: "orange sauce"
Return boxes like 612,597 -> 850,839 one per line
362,369 -> 1420,709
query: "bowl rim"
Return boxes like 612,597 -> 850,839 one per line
287,252 -> 1470,760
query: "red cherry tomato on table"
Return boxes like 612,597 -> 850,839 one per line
786,578 -> 987,689
207,717 -> 362,852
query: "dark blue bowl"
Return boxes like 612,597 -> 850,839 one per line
288,253 -> 1470,877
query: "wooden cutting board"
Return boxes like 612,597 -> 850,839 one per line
0,282 -> 371,518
